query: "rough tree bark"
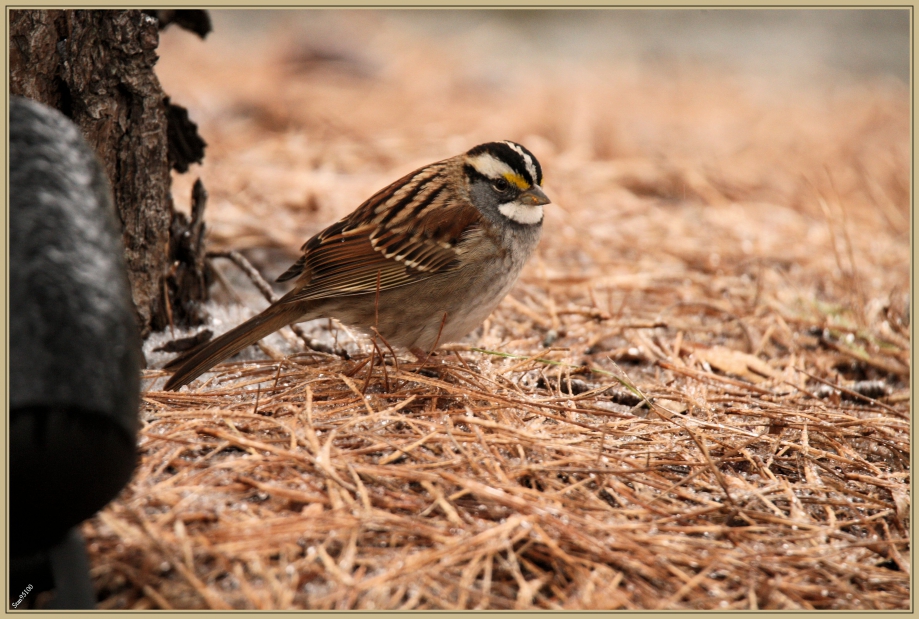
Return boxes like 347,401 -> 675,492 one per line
9,9 -> 209,338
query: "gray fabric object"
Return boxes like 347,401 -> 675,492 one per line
10,96 -> 141,431
9,97 -> 142,564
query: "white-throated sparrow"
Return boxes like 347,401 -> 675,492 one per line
164,141 -> 550,391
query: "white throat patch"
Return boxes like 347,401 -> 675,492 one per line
498,201 -> 544,225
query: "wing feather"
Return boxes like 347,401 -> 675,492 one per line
276,157 -> 482,303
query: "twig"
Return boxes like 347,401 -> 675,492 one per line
794,367 -> 906,419
206,250 -> 348,358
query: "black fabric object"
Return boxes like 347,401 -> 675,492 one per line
9,96 -> 141,563
46,528 -> 95,609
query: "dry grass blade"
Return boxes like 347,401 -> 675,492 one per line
88,11 -> 909,611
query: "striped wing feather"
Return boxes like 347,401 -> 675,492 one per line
276,159 -> 481,302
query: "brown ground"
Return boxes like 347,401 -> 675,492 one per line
84,11 -> 909,610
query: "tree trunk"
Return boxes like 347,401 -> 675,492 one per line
10,9 -> 209,338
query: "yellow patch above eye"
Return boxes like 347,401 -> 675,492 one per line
503,173 -> 529,190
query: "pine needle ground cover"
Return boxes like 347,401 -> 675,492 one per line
86,11 -> 909,610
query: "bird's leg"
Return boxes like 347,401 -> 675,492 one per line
411,346 -> 446,378
410,347 -> 433,362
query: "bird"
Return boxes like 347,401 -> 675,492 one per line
164,140 -> 550,391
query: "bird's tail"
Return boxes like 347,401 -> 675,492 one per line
163,304 -> 305,391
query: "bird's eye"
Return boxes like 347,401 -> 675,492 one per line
493,178 -> 510,193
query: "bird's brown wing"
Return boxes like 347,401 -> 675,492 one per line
165,159 -> 482,391
276,160 -> 483,302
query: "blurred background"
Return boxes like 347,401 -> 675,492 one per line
153,8 -> 909,355
208,9 -> 910,81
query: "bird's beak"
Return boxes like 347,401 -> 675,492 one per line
519,185 -> 551,206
